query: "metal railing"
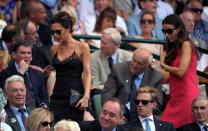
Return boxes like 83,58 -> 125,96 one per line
74,34 -> 208,80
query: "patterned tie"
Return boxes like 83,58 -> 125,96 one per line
129,75 -> 138,120
18,108 -> 26,126
24,73 -> 35,107
193,27 -> 203,40
145,118 -> 151,131
108,57 -> 113,69
204,126 -> 208,131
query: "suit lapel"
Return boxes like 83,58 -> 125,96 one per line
154,118 -> 160,131
5,105 -> 22,131
100,53 -> 110,75
124,63 -> 132,96
140,68 -> 152,87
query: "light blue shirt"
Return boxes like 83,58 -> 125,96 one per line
10,105 -> 29,131
2,41 -> 8,50
101,127 -> 116,131
196,122 -> 208,131
134,73 -> 144,89
107,50 -> 119,65
37,0 -> 58,8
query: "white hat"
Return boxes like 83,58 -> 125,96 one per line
0,19 -> 7,38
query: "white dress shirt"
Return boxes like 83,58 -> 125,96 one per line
139,115 -> 156,131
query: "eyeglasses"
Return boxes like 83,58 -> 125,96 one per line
162,28 -> 176,35
134,99 -> 153,105
191,8 -> 203,13
41,121 -> 53,127
51,30 -> 62,35
140,19 -> 154,24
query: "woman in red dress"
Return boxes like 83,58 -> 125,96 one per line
160,14 -> 200,128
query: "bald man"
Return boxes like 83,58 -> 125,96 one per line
101,48 -> 164,121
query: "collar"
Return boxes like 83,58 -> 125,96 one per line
139,115 -> 154,122
10,105 -> 27,115
107,50 -> 118,64
14,62 -> 19,71
101,127 -> 116,131
2,41 -> 8,51
196,121 -> 208,129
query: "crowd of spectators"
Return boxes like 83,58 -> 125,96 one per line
0,0 -> 207,131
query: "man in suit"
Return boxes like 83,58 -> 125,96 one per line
101,48 -> 163,121
91,28 -> 132,92
126,0 -> 165,40
125,86 -> 175,131
4,75 -> 34,131
178,97 -> 208,131
79,97 -> 126,131
0,40 -> 49,108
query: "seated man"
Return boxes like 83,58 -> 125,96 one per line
91,28 -> 132,92
4,75 -> 34,131
178,96 -> 208,130
79,97 -> 125,131
125,86 -> 175,131
101,48 -> 163,121
0,40 -> 49,108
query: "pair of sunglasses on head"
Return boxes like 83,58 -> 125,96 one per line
134,99 -> 153,105
41,121 -> 53,127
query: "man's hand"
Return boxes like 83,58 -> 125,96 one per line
18,60 -> 29,75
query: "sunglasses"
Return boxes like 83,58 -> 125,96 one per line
141,19 -> 154,24
51,30 -> 62,35
191,8 -> 203,13
134,99 -> 153,105
162,28 -> 176,35
41,121 -> 53,127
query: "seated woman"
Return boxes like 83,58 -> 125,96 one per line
25,108 -> 54,131
129,11 -> 163,56
54,119 -> 80,131
86,7 -> 117,48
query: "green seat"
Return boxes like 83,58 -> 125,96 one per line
92,94 -> 102,118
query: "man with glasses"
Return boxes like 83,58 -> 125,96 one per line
189,0 -> 208,47
125,86 -> 175,131
101,48 -> 163,121
4,75 -> 34,131
126,0 -> 165,40
178,97 -> 208,131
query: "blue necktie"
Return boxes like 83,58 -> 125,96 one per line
108,57 -> 113,69
145,119 -> 151,131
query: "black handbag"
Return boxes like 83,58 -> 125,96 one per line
70,89 -> 82,107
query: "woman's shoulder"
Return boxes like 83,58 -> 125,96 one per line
51,44 -> 59,56
76,41 -> 90,50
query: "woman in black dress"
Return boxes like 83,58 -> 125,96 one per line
50,12 -> 91,122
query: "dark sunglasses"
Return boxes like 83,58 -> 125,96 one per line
191,8 -> 203,13
51,30 -> 62,35
162,28 -> 176,35
41,121 -> 53,127
134,99 -> 153,105
141,19 -> 154,24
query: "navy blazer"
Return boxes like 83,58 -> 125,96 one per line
125,117 -> 176,131
0,61 -> 49,107
5,104 -> 34,131
178,122 -> 201,131
79,119 -> 126,131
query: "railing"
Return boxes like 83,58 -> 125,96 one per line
73,34 -> 208,81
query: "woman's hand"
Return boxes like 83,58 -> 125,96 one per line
160,51 -> 166,68
76,96 -> 89,110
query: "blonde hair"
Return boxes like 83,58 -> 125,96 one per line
60,5 -> 78,32
0,49 -> 10,71
136,86 -> 158,102
25,108 -> 54,131
54,119 -> 80,131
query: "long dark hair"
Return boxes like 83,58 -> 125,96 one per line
162,14 -> 189,65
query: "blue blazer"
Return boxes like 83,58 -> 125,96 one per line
0,61 -> 49,107
126,12 -> 165,40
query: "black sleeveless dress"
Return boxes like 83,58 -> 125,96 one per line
50,51 -> 84,122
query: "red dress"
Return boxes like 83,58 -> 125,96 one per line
161,47 -> 200,128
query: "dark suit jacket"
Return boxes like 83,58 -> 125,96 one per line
79,120 -> 126,131
0,61 -> 49,107
5,104 -> 34,131
178,122 -> 201,131
125,117 -> 176,131
101,62 -> 164,116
